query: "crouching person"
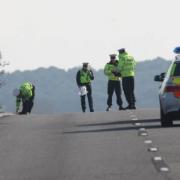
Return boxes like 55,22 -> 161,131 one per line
13,82 -> 35,114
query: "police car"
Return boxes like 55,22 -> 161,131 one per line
154,47 -> 180,127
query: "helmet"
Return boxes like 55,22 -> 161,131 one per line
13,88 -> 20,96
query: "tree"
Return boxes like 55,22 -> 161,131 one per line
0,51 -> 9,88
0,51 -> 9,112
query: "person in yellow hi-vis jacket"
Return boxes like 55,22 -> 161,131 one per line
76,63 -> 94,112
13,82 -> 35,114
104,54 -> 124,111
118,48 -> 136,109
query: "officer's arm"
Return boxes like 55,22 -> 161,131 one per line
16,97 -> 21,113
89,70 -> 94,80
76,71 -> 81,87
133,58 -> 137,72
104,64 -> 111,76
31,85 -> 35,101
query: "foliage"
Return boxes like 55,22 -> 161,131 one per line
0,58 -> 171,113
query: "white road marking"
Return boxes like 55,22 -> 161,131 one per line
129,113 -> 171,174
148,147 -> 158,152
141,132 -> 148,136
160,167 -> 169,172
134,123 -> 141,126
144,140 -> 152,144
153,156 -> 162,161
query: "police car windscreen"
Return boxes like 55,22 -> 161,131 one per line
174,62 -> 180,76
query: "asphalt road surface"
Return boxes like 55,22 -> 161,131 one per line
0,108 -> 180,180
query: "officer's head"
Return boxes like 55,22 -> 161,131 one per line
82,62 -> 89,70
118,48 -> 126,54
13,88 -> 20,97
109,54 -> 116,62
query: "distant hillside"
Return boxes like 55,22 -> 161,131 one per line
0,57 -> 171,113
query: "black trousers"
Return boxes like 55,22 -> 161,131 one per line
80,84 -> 94,112
21,99 -> 34,114
107,80 -> 123,107
122,76 -> 136,106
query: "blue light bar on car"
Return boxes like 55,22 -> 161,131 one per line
174,47 -> 180,54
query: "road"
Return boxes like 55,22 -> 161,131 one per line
0,109 -> 180,180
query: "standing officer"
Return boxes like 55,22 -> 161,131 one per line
118,48 -> 136,109
13,81 -> 35,114
76,63 -> 94,112
104,54 -> 124,111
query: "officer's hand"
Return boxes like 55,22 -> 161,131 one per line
112,71 -> 121,77
88,69 -> 93,75
112,70 -> 117,75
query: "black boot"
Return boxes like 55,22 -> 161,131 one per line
119,106 -> 125,110
125,105 -> 136,110
129,105 -> 136,109
106,106 -> 112,111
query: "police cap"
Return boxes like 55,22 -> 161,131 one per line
109,54 -> 116,59
118,48 -> 126,53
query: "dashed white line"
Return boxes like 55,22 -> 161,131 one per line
140,132 -> 148,136
152,157 -> 170,173
144,140 -> 152,144
129,113 -> 171,174
160,167 -> 169,172
148,147 -> 158,152
134,123 -> 141,126
153,156 -> 162,161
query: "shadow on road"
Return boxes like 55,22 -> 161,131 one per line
63,119 -> 180,134
77,119 -> 160,127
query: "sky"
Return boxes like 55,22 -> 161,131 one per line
0,0 -> 180,72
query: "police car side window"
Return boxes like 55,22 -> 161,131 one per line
174,63 -> 180,76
